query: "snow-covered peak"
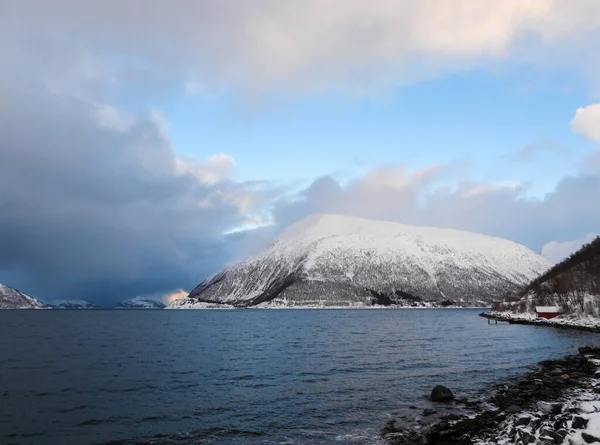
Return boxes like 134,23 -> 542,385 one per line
49,300 -> 101,309
0,283 -> 47,309
114,297 -> 166,309
257,214 -> 550,278
179,214 -> 552,308
275,214 -> 522,250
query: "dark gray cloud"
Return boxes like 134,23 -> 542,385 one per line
0,79 -> 269,305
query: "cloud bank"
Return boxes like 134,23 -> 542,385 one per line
2,1 -> 600,304
541,233 -> 599,264
270,165 -> 600,255
4,0 -> 600,95
0,79 -> 271,305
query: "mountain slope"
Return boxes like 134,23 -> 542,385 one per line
493,236 -> 600,316
49,300 -> 101,309
115,297 -> 166,309
172,214 -> 551,308
0,283 -> 47,309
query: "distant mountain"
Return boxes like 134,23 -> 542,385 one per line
493,236 -> 600,316
115,297 -> 165,309
170,214 -> 551,309
49,300 -> 101,309
0,283 -> 47,309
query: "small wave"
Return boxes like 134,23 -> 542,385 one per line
96,427 -> 266,445
79,416 -> 128,426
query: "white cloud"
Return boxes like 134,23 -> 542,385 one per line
541,233 -> 598,263
175,153 -> 236,184
571,103 -> 600,142
161,289 -> 188,304
96,104 -> 136,133
272,164 -> 600,253
3,1 -> 600,94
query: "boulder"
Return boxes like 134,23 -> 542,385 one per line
430,385 -> 454,402
582,432 -> 600,444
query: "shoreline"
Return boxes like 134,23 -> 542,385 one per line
480,311 -> 600,333
383,346 -> 600,445
382,312 -> 600,445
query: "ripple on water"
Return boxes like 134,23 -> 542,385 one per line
1,309 -> 598,445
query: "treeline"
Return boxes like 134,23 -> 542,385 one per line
521,236 -> 600,298
492,236 -> 600,315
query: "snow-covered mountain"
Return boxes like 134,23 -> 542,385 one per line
49,300 -> 101,309
115,297 -> 166,309
0,283 -> 47,309
170,214 -> 552,308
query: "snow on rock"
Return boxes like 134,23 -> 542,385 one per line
165,299 -> 235,309
474,374 -> 600,445
114,297 -> 166,309
484,311 -> 600,330
0,283 -> 47,309
175,214 -> 551,308
48,300 -> 102,309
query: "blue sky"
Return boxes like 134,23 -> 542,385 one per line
165,66 -> 593,197
1,1 -> 600,303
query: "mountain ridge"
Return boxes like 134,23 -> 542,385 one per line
492,235 -> 600,316
0,283 -> 47,309
171,214 -> 551,308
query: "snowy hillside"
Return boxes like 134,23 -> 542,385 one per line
170,214 -> 551,308
493,235 -> 600,317
115,297 -> 166,309
0,283 -> 47,309
49,300 -> 101,309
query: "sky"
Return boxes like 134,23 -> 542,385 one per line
1,0 -> 600,305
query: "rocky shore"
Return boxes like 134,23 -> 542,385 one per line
481,311 -> 600,333
382,346 -> 600,445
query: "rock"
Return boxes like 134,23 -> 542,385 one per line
540,427 -> 556,441
519,429 -> 535,444
582,432 -> 600,444
555,429 -> 569,444
579,402 -> 599,414
441,413 -> 462,421
423,409 -> 437,416
430,385 -> 454,402
573,415 -> 589,429
554,417 -> 568,430
578,346 -> 600,355
537,401 -> 562,415
382,419 -> 402,435
507,404 -> 522,413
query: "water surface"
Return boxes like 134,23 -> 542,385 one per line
1,309 -> 598,444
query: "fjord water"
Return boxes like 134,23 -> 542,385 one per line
1,309 -> 598,445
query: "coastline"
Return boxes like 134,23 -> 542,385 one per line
480,311 -> 600,333
383,346 -> 600,445
382,314 -> 600,445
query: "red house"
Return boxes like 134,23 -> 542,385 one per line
535,306 -> 562,319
